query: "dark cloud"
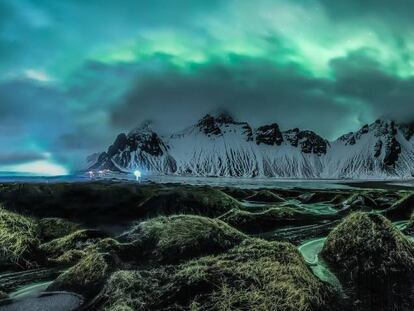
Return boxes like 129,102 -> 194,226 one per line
109,57 -> 352,137
0,152 -> 47,165
331,50 -> 414,122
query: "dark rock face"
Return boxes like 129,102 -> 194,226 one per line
255,123 -> 283,146
283,128 -> 328,155
399,122 -> 414,141
90,126 -> 173,172
197,114 -> 222,136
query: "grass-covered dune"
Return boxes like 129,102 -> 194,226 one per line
321,212 -> 414,310
137,186 -> 242,218
119,215 -> 247,264
219,206 -> 332,234
244,190 -> 286,203
0,182 -> 242,225
0,207 -> 45,268
383,193 -> 414,220
42,214 -> 339,310
102,239 -> 338,311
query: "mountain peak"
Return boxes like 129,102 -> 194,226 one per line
128,120 -> 154,137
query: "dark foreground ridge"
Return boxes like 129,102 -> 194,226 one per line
0,181 -> 413,311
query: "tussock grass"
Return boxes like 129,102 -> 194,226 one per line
322,212 -> 414,281
103,239 -> 337,311
245,190 -> 286,203
120,215 -> 246,264
48,250 -> 118,298
321,212 -> 414,309
219,206 -> 321,233
138,186 -> 242,218
40,229 -> 107,259
384,193 -> 414,220
38,217 -> 80,242
0,207 -> 41,268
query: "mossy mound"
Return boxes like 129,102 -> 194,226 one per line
38,217 -> 80,242
103,239 -> 337,311
384,193 -> 414,220
137,187 -> 242,218
51,238 -> 131,266
0,207 -> 43,268
338,193 -> 378,211
119,215 -> 246,264
245,190 -> 286,203
298,191 -> 345,204
40,229 -> 107,259
219,187 -> 255,200
321,212 -> 414,309
219,206 -> 323,233
403,211 -> 414,235
48,251 -> 119,298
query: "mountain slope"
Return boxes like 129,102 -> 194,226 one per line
89,115 -> 414,179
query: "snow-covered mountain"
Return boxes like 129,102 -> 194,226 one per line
89,114 -> 414,179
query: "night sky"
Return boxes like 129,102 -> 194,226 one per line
1,0 -> 414,174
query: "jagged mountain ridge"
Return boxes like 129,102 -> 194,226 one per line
90,114 -> 414,179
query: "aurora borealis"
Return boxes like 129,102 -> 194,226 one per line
1,0 -> 414,174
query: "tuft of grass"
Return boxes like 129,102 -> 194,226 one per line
245,190 -> 286,203
0,207 -> 42,268
383,193 -> 414,220
38,217 -> 80,242
103,239 -> 337,311
219,206 -> 323,233
120,215 -> 246,264
48,250 -> 118,298
404,211 -> 414,235
40,229 -> 107,259
138,186 -> 243,218
321,212 -> 414,308
322,212 -> 414,280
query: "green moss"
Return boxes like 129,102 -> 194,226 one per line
323,213 -> 414,279
404,211 -> 414,235
340,193 -> 378,210
219,187 -> 255,200
53,249 -> 86,265
321,212 -> 414,308
219,206 -> 323,233
383,193 -> 414,220
103,239 -> 337,311
40,229 -> 107,259
245,190 -> 286,203
38,218 -> 80,242
298,191 -> 346,204
0,207 -> 43,268
138,186 -> 242,218
48,250 -> 118,298
120,215 -> 246,264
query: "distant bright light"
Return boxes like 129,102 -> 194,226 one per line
133,170 -> 142,179
6,160 -> 68,176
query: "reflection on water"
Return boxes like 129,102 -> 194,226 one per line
9,281 -> 52,300
298,237 -> 343,291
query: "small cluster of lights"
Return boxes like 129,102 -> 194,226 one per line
87,169 -> 111,179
